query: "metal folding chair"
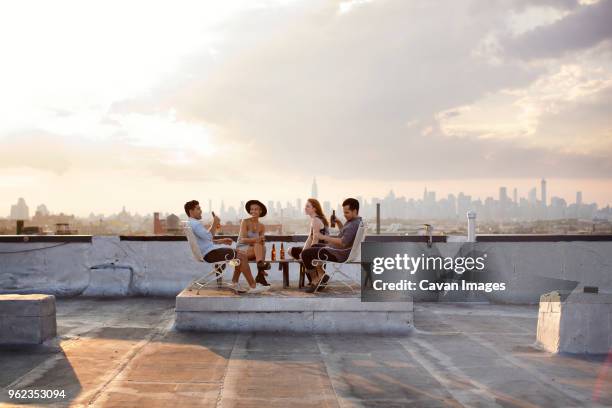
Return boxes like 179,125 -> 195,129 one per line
184,225 -> 240,292
312,222 -> 366,293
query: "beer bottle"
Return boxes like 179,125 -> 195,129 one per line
330,210 -> 336,228
212,211 -> 221,231
280,243 -> 285,260
271,243 -> 277,261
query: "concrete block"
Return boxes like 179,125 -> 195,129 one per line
175,311 -> 315,332
0,294 -> 56,316
0,294 -> 57,344
536,291 -> 612,354
174,287 -> 413,334
312,311 -> 412,334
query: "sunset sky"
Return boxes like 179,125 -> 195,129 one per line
1,0 -> 611,216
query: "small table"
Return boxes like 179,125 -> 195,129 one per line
267,259 -> 309,289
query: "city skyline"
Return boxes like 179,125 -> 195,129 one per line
4,178 -> 610,221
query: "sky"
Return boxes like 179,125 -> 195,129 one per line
1,0 -> 611,216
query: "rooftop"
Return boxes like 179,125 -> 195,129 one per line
1,297 -> 610,407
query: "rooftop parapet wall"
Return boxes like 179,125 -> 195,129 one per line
0,235 -> 611,302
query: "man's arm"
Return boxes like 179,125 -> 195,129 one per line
191,221 -> 211,240
317,234 -> 346,248
192,219 -> 230,245
214,237 -> 233,245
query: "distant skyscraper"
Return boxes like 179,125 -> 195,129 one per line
528,188 -> 537,205
541,178 -> 547,206
513,188 -> 518,204
311,178 -> 318,199
576,191 -> 582,206
10,198 -> 29,220
35,204 -> 49,217
323,200 -> 331,215
499,187 -> 508,203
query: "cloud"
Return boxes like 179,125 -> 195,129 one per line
0,125 -> 251,183
505,0 -> 612,59
437,62 -> 612,148
4,0 -> 611,187
111,0 -> 556,180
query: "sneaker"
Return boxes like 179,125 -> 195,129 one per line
317,275 -> 330,291
246,283 -> 271,294
228,282 -> 247,293
305,275 -> 330,293
305,285 -> 317,293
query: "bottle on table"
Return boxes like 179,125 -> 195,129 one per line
330,210 -> 336,228
271,243 -> 276,261
280,243 -> 285,260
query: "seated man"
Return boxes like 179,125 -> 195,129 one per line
300,198 -> 362,293
185,200 -> 269,294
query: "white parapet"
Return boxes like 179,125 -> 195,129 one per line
536,291 -> 612,354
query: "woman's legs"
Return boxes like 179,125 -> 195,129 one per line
290,246 -> 315,285
246,246 -> 270,286
289,246 -> 302,260
253,242 -> 266,262
236,250 -> 256,288
301,246 -> 338,285
245,246 -> 257,261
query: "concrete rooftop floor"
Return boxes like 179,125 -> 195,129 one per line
1,298 -> 611,407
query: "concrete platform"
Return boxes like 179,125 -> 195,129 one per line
0,294 -> 56,345
175,284 -> 413,334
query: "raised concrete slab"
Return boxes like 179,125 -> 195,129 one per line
175,284 -> 413,334
0,294 -> 57,345
536,291 -> 612,354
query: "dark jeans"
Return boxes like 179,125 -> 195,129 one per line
289,246 -> 303,260
203,247 -> 237,263
300,244 -> 340,270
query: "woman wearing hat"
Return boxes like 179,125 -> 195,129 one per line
237,199 -> 272,286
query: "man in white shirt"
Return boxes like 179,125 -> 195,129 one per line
185,200 -> 269,294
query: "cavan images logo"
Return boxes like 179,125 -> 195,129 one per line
370,253 -> 507,293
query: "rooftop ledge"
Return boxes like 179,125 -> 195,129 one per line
1,234 -> 611,303
1,233 -> 612,243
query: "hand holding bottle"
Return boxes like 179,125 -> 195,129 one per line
211,211 -> 221,228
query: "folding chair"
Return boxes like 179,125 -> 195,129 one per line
312,222 -> 366,293
184,225 -> 240,292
